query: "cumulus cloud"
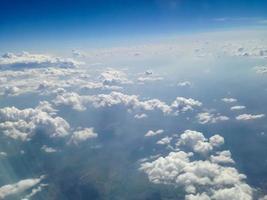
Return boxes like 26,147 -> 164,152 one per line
176,130 -> 224,155
171,97 -> 202,115
98,69 -> 131,86
157,136 -> 172,145
3,86 -> 21,96
236,114 -> 265,121
185,193 -> 210,200
0,66 -> 95,96
140,130 -> 254,200
69,128 -> 98,145
54,91 -> 202,115
0,175 -> 45,199
54,92 -> 88,111
209,134 -> 225,147
210,151 -> 235,164
196,112 -> 229,124
0,102 -> 70,141
0,52 -> 81,69
145,129 -> 164,137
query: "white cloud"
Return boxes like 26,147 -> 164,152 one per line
0,52 -> 81,69
210,151 -> 234,164
54,91 -> 202,116
196,112 -> 229,124
72,49 -> 86,58
171,97 -> 202,115
156,136 -> 172,145
254,66 -> 267,74
140,130 -> 253,200
69,128 -> 98,145
134,113 -> 148,119
211,184 -> 253,200
0,175 -> 45,199
0,102 -> 70,141
54,92 -> 87,111
209,135 -> 225,147
136,70 -> 164,83
0,67 -> 93,96
231,105 -> 246,111
3,86 -> 21,96
221,98 -> 237,103
41,145 -> 57,153
145,129 -> 164,137
22,183 -> 48,200
236,114 -> 265,121
259,195 -> 267,200
98,69 -> 131,86
176,130 -> 224,155
185,193 -> 210,200
177,81 -> 192,87
137,76 -> 163,83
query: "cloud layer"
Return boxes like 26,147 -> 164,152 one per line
140,130 -> 254,200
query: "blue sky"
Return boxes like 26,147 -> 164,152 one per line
1,0 -> 267,51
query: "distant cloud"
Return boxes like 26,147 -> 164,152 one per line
72,49 -> 86,58
145,129 -> 164,137
171,97 -> 202,115
54,91 -> 202,116
137,76 -> 163,83
177,81 -> 192,87
221,98 -> 237,103
0,152 -> 7,158
0,52 -> 81,69
236,114 -> 265,121
156,136 -> 172,145
0,175 -> 45,199
254,66 -> 267,74
196,112 -> 229,124
3,86 -> 21,96
137,70 -> 163,83
41,145 -> 57,153
99,69 -> 132,86
69,128 -> 98,145
134,113 -> 148,119
230,105 -> 246,111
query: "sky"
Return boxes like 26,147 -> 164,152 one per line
1,1 -> 267,200
1,0 -> 267,51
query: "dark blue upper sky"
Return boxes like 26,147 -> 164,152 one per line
1,0 -> 267,51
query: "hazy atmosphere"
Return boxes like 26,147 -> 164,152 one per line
1,1 -> 267,200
